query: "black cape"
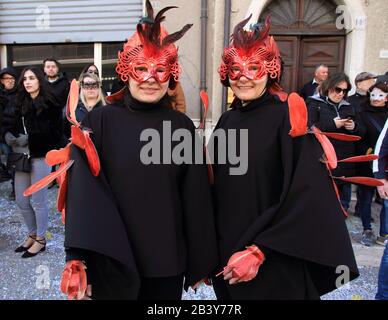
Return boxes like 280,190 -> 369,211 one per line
210,92 -> 359,299
65,96 -> 218,299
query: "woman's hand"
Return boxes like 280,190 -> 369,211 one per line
334,117 -> 348,129
377,179 -> 388,199
222,245 -> 265,285
60,260 -> 89,300
344,119 -> 355,131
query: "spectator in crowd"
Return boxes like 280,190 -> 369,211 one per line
348,72 -> 376,112
300,64 -> 329,100
348,72 -> 378,218
43,58 -> 69,186
81,63 -> 100,77
63,72 -> 106,138
307,73 -> 365,212
6,67 -> 62,258
0,67 -> 18,198
0,93 -> 12,184
43,58 -> 70,110
373,110 -> 388,300
76,72 -> 106,123
356,81 -> 388,246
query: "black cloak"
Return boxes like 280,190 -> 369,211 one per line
64,96 -> 218,299
210,92 -> 359,300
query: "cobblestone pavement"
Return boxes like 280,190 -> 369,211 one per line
0,180 -> 384,300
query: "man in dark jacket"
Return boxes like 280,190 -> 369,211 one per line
0,67 -> 17,196
43,58 -> 70,109
43,58 -> 69,182
300,64 -> 329,100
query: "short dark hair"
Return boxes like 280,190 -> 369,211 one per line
43,58 -> 60,68
318,72 -> 352,98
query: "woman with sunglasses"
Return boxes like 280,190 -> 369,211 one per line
76,72 -> 106,123
307,73 -> 365,212
59,1 -> 217,300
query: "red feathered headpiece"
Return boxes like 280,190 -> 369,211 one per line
219,15 -> 286,101
116,0 -> 192,89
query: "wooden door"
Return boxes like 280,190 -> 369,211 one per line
274,36 -> 299,93
298,36 -> 345,90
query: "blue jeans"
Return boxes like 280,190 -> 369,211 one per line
338,183 -> 352,211
355,186 -> 374,231
381,200 -> 388,237
376,242 -> 388,300
15,158 -> 51,238
0,142 -> 11,160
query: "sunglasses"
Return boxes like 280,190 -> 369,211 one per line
333,87 -> 348,95
81,82 -> 99,90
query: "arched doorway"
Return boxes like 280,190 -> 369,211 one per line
259,0 -> 346,93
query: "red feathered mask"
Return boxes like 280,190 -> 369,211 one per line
219,15 -> 286,101
116,0 -> 192,90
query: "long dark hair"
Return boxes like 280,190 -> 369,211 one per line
318,72 -> 352,99
81,63 -> 100,77
15,66 -> 57,115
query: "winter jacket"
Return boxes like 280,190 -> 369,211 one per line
8,97 -> 63,158
0,87 -> 17,143
46,73 -> 70,109
307,93 -> 366,178
357,103 -> 388,176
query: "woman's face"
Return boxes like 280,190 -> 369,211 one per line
87,65 -> 98,75
229,74 -> 268,102
129,76 -> 169,104
81,76 -> 99,101
328,81 -> 348,103
370,87 -> 388,107
23,70 -> 40,97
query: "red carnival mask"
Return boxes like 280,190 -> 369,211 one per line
116,0 -> 192,89
218,15 -> 286,101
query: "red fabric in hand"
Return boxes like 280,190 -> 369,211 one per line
226,245 -> 265,282
60,260 -> 88,300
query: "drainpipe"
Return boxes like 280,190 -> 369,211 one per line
222,0 -> 232,113
200,0 -> 208,123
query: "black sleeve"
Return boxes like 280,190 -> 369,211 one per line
242,111 -> 358,295
65,247 -> 89,262
308,101 -> 338,132
181,122 -> 218,289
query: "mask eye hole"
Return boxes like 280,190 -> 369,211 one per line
135,66 -> 148,73
248,65 -> 259,71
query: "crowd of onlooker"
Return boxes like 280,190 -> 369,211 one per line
301,65 -> 388,248
0,60 -> 110,258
